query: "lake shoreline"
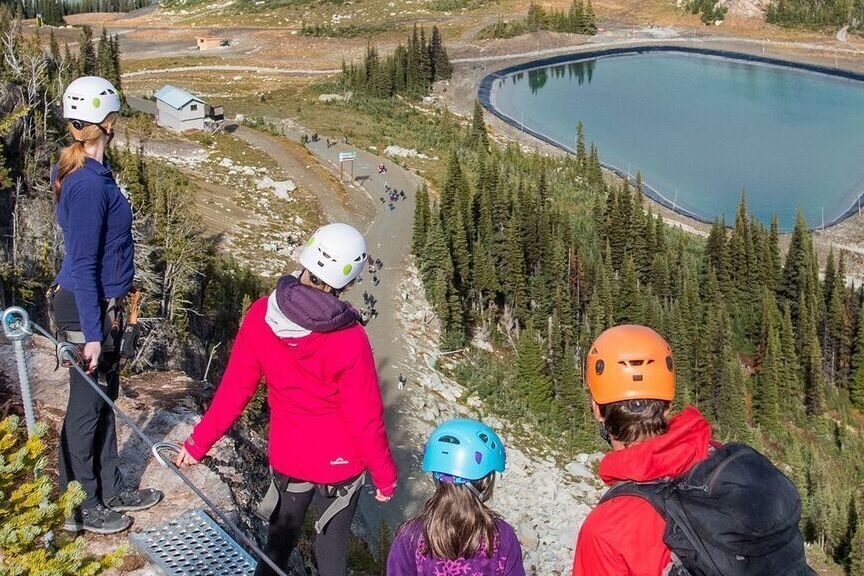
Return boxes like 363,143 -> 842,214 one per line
478,45 -> 864,232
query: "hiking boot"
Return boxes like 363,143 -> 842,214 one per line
63,504 -> 133,535
105,488 -> 164,512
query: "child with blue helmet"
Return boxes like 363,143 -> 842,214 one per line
387,419 -> 526,576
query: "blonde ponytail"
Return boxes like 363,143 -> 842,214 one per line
53,112 -> 119,202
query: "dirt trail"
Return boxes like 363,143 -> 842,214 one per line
234,123 -> 430,533
122,65 -> 339,78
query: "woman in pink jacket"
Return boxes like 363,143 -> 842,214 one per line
175,223 -> 398,576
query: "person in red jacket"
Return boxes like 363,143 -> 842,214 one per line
572,324 -> 713,576
175,223 -> 398,576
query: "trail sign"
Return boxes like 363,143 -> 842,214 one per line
339,150 -> 356,181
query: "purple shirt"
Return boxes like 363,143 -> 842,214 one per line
387,519 -> 526,576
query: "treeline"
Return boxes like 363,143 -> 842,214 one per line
1,0 -> 151,26
478,0 -> 597,40
0,9 -> 266,379
413,101 -> 864,570
341,25 -> 452,99
766,0 -> 864,34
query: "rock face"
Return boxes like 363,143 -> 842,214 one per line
394,265 -> 604,575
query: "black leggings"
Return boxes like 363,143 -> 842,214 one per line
255,474 -> 361,576
52,288 -> 126,509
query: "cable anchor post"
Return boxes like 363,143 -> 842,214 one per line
2,306 -> 37,437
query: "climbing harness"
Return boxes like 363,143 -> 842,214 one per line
255,470 -> 366,534
1,306 -> 292,576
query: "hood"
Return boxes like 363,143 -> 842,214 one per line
598,406 -> 712,485
266,274 -> 359,337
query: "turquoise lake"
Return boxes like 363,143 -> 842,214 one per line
486,51 -> 864,230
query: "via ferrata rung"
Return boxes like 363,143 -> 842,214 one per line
129,509 -> 257,576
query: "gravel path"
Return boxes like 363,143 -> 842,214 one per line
232,123 -> 429,537
122,65 -> 340,78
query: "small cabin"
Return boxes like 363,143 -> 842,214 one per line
155,85 -> 206,133
197,37 -> 228,51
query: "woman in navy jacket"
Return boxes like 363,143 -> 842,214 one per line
53,76 -> 162,534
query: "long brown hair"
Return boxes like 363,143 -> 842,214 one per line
411,474 -> 499,560
53,113 -> 118,202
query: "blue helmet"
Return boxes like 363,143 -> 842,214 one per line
422,419 -> 506,483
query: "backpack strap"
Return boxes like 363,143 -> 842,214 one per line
599,480 -> 670,518
600,480 -> 724,576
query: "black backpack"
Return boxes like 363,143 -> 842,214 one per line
599,443 -> 816,576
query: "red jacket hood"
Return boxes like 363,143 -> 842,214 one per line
598,406 -> 712,485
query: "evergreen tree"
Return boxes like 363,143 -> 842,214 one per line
412,184 -> 430,258
504,215 -> 529,323
850,301 -> 864,411
77,25 -> 96,76
756,313 -> 782,431
517,322 -> 553,413
428,25 -> 452,81
49,29 -> 60,63
575,121 -> 587,168
851,520 -> 864,576
470,99 -> 488,149
716,353 -> 749,439
96,26 -> 113,80
615,254 -> 642,324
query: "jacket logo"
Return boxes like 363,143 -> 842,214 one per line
330,457 -> 350,465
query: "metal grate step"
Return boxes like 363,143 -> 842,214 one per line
129,509 -> 257,576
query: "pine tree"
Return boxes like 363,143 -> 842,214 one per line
575,121 -> 587,168
412,184 -> 430,258
504,215 -> 529,323
517,322 -> 553,413
428,25 -> 452,81
49,29 -> 60,63
716,353 -> 749,439
96,26 -> 113,79
77,25 -> 96,75
804,325 -> 825,417
850,520 -> 864,576
0,416 -> 124,575
850,301 -> 864,411
756,315 -> 781,431
615,254 -> 642,324
470,99 -> 488,149
782,210 -> 811,321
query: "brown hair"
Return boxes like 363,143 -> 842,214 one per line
408,475 -> 499,560
599,398 -> 670,445
53,113 -> 118,202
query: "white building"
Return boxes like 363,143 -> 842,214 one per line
155,85 -> 206,132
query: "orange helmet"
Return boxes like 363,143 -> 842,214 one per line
586,325 -> 676,405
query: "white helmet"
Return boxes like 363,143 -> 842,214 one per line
63,76 -> 121,124
299,223 -> 367,289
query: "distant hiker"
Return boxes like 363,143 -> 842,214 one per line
400,190 -> 406,200
53,76 -> 163,535
175,223 -> 398,576
388,203 -> 395,212
378,163 -> 387,175
397,373 -> 406,390
387,419 -> 525,576
311,132 -> 319,142
572,325 -> 815,576
375,258 -> 383,269
380,197 -> 386,204
373,275 -> 380,286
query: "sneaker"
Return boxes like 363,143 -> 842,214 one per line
105,488 -> 164,513
63,504 -> 133,535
